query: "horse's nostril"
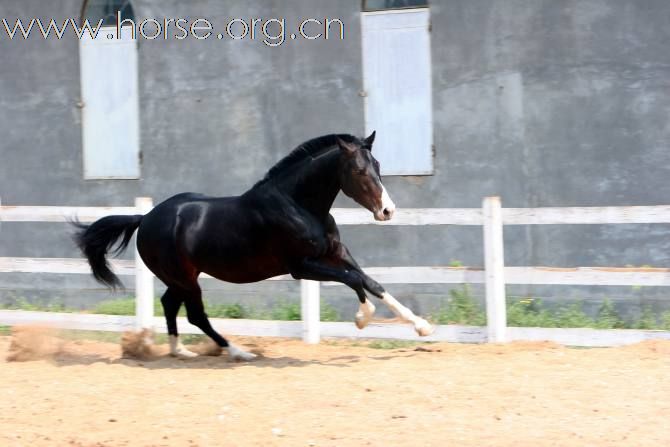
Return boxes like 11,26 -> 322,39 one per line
383,208 -> 392,217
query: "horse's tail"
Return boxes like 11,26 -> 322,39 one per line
72,214 -> 144,290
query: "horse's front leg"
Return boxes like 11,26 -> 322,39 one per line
330,241 -> 434,335
289,257 -> 379,328
376,290 -> 435,336
290,258 -> 368,302
346,265 -> 435,337
291,258 -> 375,329
290,255 -> 434,336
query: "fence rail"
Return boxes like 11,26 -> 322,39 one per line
3,260 -> 670,286
6,204 -> 669,225
2,196 -> 670,346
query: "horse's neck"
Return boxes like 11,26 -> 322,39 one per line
282,151 -> 341,219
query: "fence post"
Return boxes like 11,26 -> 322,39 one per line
300,279 -> 320,344
134,197 -> 154,331
482,196 -> 507,342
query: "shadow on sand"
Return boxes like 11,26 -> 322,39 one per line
45,349 -> 364,370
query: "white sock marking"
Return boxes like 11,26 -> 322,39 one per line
169,335 -> 198,358
381,292 -> 434,336
228,343 -> 257,361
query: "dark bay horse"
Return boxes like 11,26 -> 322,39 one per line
74,133 -> 433,360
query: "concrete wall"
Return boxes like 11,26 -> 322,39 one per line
2,0 -> 670,316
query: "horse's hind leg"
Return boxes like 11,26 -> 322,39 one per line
182,284 -> 256,361
161,287 -> 198,359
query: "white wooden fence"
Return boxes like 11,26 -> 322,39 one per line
2,196 -> 670,347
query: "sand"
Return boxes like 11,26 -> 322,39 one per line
1,328 -> 669,446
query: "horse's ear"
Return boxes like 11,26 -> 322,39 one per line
364,131 -> 376,149
336,137 -> 357,157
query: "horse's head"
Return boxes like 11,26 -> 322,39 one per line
337,132 -> 396,221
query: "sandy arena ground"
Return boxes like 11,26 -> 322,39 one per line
1,327 -> 669,447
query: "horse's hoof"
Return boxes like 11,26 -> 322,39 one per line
355,301 -> 375,329
355,312 -> 369,329
233,352 -> 258,362
415,320 -> 435,337
170,348 -> 199,359
231,351 -> 257,362
228,344 -> 257,362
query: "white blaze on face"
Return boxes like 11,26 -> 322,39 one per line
380,185 -> 395,211
379,184 -> 396,220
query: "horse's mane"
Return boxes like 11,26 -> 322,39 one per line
255,134 -> 358,186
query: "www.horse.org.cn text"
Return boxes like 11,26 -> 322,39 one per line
1,15 -> 346,46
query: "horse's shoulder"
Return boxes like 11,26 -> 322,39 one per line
240,188 -> 333,235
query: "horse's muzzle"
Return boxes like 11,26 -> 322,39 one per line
374,207 -> 395,221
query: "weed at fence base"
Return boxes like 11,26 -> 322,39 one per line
430,285 -> 670,330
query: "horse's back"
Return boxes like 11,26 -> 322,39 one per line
136,192 -> 285,284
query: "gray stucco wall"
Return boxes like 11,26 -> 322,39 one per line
1,1 -> 670,318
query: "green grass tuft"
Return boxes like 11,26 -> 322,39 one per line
431,285 -> 670,330
3,296 -> 72,313
205,303 -> 247,319
431,285 -> 486,326
4,289 -> 670,331
92,297 -> 140,316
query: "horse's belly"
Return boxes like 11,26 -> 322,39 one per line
200,257 -> 288,284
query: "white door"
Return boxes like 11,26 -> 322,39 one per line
362,9 -> 433,175
79,25 -> 140,179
